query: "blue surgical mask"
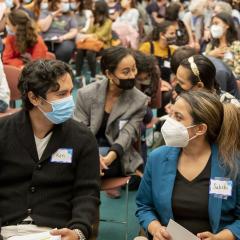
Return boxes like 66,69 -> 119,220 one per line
39,95 -> 75,124
40,2 -> 48,10
61,2 -> 70,13
5,0 -> 14,8
6,25 -> 15,35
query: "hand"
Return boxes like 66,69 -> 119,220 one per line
153,226 -> 171,240
20,53 -> 32,63
161,80 -> 172,92
50,228 -> 78,240
99,155 -> 108,176
51,9 -> 62,18
197,231 -> 218,240
208,48 -> 225,58
101,153 -> 114,167
203,29 -> 211,42
57,35 -> 65,42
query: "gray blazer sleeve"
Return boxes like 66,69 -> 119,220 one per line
113,97 -> 148,152
73,89 -> 90,126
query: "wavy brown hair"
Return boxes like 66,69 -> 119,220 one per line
8,9 -> 38,54
180,90 -> 240,178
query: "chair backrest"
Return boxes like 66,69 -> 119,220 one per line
46,52 -> 56,60
3,65 -> 21,101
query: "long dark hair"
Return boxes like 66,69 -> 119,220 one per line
8,9 -> 38,54
180,55 -> 220,93
93,1 -> 109,26
211,12 -> 238,47
134,50 -> 160,99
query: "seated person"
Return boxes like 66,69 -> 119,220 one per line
38,0 -> 78,63
106,0 -> 121,22
0,56 -> 10,112
136,90 -> 240,240
174,54 -> 240,106
146,0 -> 167,26
75,1 -> 112,82
139,20 -> 177,83
74,46 -> 148,197
70,0 -> 93,34
171,46 -> 239,99
134,50 -> 161,164
2,9 -> 48,68
205,12 -> 240,80
5,0 -> 35,19
0,59 -> 100,240
112,0 -> 139,49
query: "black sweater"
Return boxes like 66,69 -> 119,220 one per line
0,110 -> 100,239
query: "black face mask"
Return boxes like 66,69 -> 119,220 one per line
113,75 -> 135,90
175,84 -> 185,95
166,36 -> 177,45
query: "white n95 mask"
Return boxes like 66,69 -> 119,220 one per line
161,117 -> 197,147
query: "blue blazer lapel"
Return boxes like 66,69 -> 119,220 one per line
208,144 -> 225,233
158,148 -> 180,225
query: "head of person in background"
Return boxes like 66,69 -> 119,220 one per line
188,0 -> 207,17
134,50 -> 160,106
175,55 -> 220,96
33,0 -> 48,19
171,46 -> 197,78
6,9 -> 37,54
210,12 -> 238,49
93,0 -> 109,26
68,0 -> 80,12
49,0 -> 70,14
213,1 -> 232,16
120,0 -> 136,10
100,46 -> 138,92
165,2 -> 189,46
152,20 -> 177,47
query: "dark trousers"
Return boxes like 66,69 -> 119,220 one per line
76,49 -> 97,77
46,40 -> 75,63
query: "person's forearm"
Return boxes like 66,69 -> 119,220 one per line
148,220 -> 162,236
215,229 -> 236,240
38,15 -> 53,32
62,29 -> 78,40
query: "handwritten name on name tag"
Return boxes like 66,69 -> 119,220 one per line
209,179 -> 232,197
51,148 -> 73,163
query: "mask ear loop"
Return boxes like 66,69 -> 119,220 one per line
188,56 -> 201,82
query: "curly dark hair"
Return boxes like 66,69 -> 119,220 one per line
134,50 -> 160,99
18,59 -> 73,110
8,9 -> 38,54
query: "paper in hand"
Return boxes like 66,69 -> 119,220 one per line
166,219 -> 200,240
8,231 -> 61,240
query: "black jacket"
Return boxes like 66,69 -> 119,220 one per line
0,110 -> 100,239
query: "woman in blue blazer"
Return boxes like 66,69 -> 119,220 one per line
136,90 -> 240,240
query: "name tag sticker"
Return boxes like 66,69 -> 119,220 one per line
51,148 -> 73,163
164,60 -> 171,68
209,178 -> 232,198
119,120 -> 128,130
